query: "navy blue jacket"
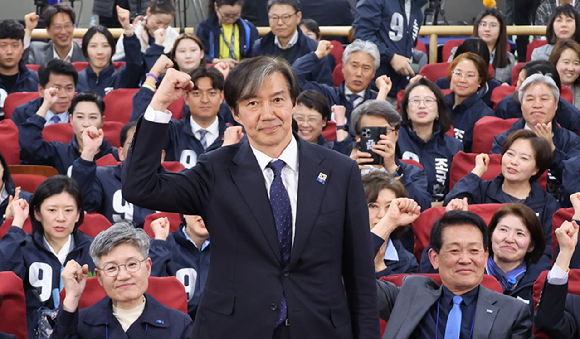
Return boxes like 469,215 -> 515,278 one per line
194,13 -> 259,63
76,34 -> 142,98
292,52 -> 378,125
71,159 -> 156,227
562,158 -> 580,207
435,77 -> 501,109
491,118 -> 580,183
0,180 -> 32,224
495,95 -> 580,134
444,172 -> 559,267
397,125 -> 463,202
446,92 -> 494,153
371,233 -> 418,278
252,29 -> 334,87
150,226 -> 210,320
50,293 -> 193,339
389,159 -> 432,211
11,96 -> 43,127
0,228 -> 94,339
19,114 -> 119,175
353,0 -> 427,96
0,60 -> 39,94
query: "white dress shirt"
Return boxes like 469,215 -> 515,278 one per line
43,234 -> 74,266
190,116 -> 219,147
274,30 -> 299,49
44,110 -> 70,126
53,44 -> 74,63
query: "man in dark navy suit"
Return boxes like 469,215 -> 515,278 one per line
122,56 -> 379,339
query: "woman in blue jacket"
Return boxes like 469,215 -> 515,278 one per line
445,52 -> 495,152
398,77 -> 463,203
0,176 -> 94,339
445,129 -> 559,268
76,8 -> 142,97
194,0 -> 259,68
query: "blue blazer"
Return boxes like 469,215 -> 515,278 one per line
122,119 -> 380,339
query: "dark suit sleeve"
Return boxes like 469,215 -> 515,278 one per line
115,34 -> 143,89
122,118 -> 213,215
376,280 -> 399,321
342,160 -> 381,339
130,87 -> 155,121
535,280 -> 578,339
149,239 -> 172,277
510,299 -> 534,339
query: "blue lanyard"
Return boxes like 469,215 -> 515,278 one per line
219,25 -> 236,60
434,295 -> 475,339
458,107 -> 471,131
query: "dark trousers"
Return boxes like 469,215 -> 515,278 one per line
513,0 -> 542,61
272,323 -> 290,339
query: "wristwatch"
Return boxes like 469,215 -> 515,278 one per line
390,165 -> 404,178
336,124 -> 349,132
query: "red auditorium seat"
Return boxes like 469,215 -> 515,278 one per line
551,207 -> 574,263
400,159 -> 423,169
511,62 -> 525,86
71,62 -> 89,72
102,120 -> 125,148
112,61 -> 126,69
442,39 -> 465,62
532,269 -> 580,339
77,213 -> 112,237
103,88 -> 139,124
4,92 -> 40,119
11,174 -> 47,193
449,152 -> 503,191
332,63 -> 344,87
0,120 -> 20,165
526,40 -> 548,62
162,161 -> 186,172
167,98 -> 185,120
25,64 -> 40,72
419,62 -> 449,82
42,123 -> 74,143
472,116 -> 519,153
490,85 -> 516,111
329,40 -> 344,68
143,212 -> 182,238
95,153 -> 120,166
59,276 -> 188,313
321,121 -> 336,141
0,272 -> 27,339
562,85 -> 574,104
415,40 -> 427,54
0,217 -> 33,239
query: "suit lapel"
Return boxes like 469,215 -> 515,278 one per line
231,141 -> 282,263
289,139 -> 329,266
398,283 -> 442,338
44,41 -> 53,63
472,286 -> 499,339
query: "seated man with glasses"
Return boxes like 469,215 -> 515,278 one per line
52,223 -> 194,339
252,0 -> 334,86
22,4 -> 86,65
194,0 -> 260,69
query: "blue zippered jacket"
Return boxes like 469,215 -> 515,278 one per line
19,114 -> 119,175
194,13 -> 259,64
353,0 -> 427,96
150,226 -> 210,320
76,34 -> 143,97
446,92 -> 494,153
0,228 -> 94,339
252,29 -> 334,87
71,159 -> 156,227
397,125 -> 463,202
0,60 -> 39,94
495,94 -> 580,134
11,97 -> 43,127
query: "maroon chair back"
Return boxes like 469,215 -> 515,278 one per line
103,88 -> 139,124
43,123 -> 74,143
471,116 -> 518,154
419,62 -> 449,82
102,120 -> 125,148
0,119 -> 20,165
490,86 -> 516,111
143,212 -> 182,238
0,272 -> 27,339
442,39 -> 465,61
332,63 -> 344,87
4,92 -> 40,119
526,40 -> 548,62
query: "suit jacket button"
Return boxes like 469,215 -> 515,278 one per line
283,271 -> 290,277
271,303 -> 278,311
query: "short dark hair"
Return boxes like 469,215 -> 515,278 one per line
546,5 -> 580,45
190,66 -> 225,91
150,0 -> 176,16
400,77 -> 452,134
267,0 -> 300,12
0,20 -> 25,41
120,121 -> 138,146
39,59 -> 78,88
0,151 -> 15,192
69,91 -> 105,116
447,51 -> 490,86
30,175 -> 84,234
296,89 -> 330,121
487,203 -> 546,265
81,25 -> 116,60
473,9 -> 509,68
224,56 -> 300,114
430,210 -> 489,254
209,0 -> 245,14
170,33 -> 207,69
522,60 -> 562,91
501,129 -> 552,183
299,18 -> 320,40
549,39 -> 580,85
454,38 -> 491,65
42,4 -> 76,27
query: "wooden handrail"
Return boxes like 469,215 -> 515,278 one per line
31,25 -> 547,64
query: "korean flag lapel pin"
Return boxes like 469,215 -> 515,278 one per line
317,172 -> 327,184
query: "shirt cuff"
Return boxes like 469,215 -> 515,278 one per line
24,38 -> 31,49
547,264 -> 569,285
143,105 -> 172,124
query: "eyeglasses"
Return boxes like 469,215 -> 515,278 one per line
51,23 -> 74,32
452,70 -> 478,80
98,258 -> 146,277
294,116 -> 322,125
478,21 -> 499,28
408,97 -> 437,107
268,12 -> 297,23
217,7 -> 241,20
368,202 -> 391,214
